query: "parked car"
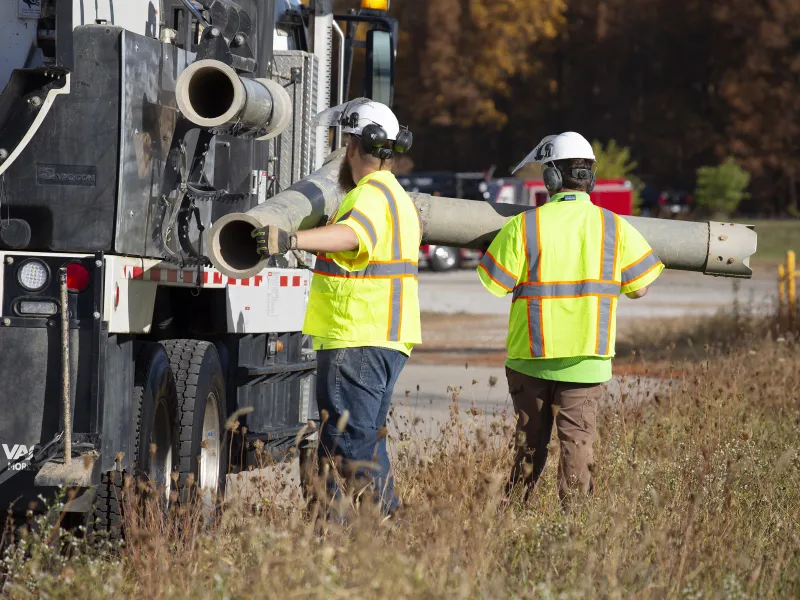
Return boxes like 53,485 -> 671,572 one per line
658,190 -> 693,218
419,245 -> 483,272
399,171 -> 489,271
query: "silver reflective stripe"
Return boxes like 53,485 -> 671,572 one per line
368,180 -> 402,258
513,281 -> 621,299
622,251 -> 661,284
367,179 -> 406,340
523,210 -> 542,356
601,209 -> 618,280
335,209 -> 353,223
348,209 -> 378,248
389,278 -> 402,341
527,299 -> 544,356
524,209 -> 539,280
314,259 -> 418,278
597,296 -> 612,354
479,252 -> 516,290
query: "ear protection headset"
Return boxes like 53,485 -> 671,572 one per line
542,162 -> 597,193
342,110 -> 413,160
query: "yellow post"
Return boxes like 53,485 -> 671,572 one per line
778,263 -> 786,317
789,250 -> 797,326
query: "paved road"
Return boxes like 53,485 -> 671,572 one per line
417,268 -> 776,319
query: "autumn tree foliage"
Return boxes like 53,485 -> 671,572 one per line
332,0 -> 800,213
390,0 -> 564,130
713,0 -> 800,214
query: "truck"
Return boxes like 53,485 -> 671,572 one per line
0,0 -> 397,531
490,177 -> 634,215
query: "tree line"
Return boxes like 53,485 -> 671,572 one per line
333,0 -> 799,215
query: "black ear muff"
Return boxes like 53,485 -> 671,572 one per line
543,164 -> 562,192
361,123 -> 387,148
587,171 -> 596,193
393,126 -> 413,154
359,123 -> 395,159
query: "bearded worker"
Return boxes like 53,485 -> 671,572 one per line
478,132 -> 664,507
251,99 -> 420,516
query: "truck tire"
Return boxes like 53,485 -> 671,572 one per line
91,344 -> 177,537
132,343 -> 180,506
162,340 -> 228,505
91,471 -> 124,538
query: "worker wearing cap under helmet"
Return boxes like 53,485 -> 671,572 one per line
251,98 -> 420,517
477,132 -> 664,508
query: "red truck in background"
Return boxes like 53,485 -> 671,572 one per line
491,178 -> 634,215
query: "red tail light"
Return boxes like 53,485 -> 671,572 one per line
65,263 -> 90,292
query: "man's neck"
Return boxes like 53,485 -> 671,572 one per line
551,188 -> 581,197
353,165 -> 388,184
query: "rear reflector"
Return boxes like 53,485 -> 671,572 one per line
65,263 -> 90,292
17,300 -> 58,316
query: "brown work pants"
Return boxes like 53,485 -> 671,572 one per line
505,367 -> 601,505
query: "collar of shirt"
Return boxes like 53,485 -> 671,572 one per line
357,169 -> 394,187
549,191 -> 592,203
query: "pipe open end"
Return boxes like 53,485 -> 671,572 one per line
176,59 -> 243,128
208,213 -> 267,279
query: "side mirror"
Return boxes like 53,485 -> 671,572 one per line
364,29 -> 394,106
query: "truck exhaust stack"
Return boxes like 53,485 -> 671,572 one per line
175,59 -> 292,140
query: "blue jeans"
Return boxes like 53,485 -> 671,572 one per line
315,346 -> 407,515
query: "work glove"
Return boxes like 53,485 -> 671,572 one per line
251,225 -> 298,257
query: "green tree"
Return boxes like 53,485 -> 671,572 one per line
592,140 -> 642,213
694,158 -> 751,217
592,140 -> 637,180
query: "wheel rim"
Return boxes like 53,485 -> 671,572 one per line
199,392 -> 220,494
150,397 -> 173,501
434,246 -> 457,268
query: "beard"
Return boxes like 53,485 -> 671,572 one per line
338,158 -> 356,193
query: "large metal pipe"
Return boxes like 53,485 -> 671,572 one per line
175,59 -> 292,140
209,150 -> 347,279
413,194 -> 757,278
207,153 -> 758,279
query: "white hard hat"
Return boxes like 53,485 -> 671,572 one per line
314,97 -> 400,140
512,132 -> 595,174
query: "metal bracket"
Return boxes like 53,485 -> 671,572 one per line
705,221 -> 757,278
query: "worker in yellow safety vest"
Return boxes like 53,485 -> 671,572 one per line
250,98 -> 421,517
478,132 -> 664,507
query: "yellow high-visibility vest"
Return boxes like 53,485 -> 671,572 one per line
303,170 -> 422,345
478,192 -> 663,359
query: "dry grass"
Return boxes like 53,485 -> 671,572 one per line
1,320 -> 800,599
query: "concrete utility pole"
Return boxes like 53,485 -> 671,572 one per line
207,155 -> 757,280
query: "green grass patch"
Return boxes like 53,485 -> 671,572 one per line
747,219 -> 800,266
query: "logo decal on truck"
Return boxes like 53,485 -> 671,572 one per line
2,444 -> 39,471
36,164 -> 97,187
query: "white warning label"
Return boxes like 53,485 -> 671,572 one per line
267,271 -> 278,316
